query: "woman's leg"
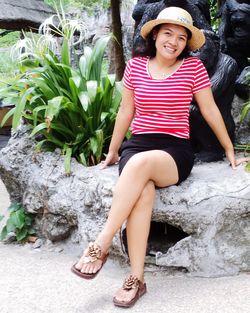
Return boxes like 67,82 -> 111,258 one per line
126,180 -> 155,281
75,150 -> 178,274
112,180 -> 155,303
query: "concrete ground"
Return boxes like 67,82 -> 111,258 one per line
0,178 -> 250,313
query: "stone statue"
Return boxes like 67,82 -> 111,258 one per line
190,30 -> 238,161
218,0 -> 250,73
132,1 -> 239,162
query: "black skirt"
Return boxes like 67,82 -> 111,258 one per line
118,133 -> 194,185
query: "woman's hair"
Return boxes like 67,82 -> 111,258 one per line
134,24 -> 192,59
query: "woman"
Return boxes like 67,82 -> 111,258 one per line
71,6 -> 248,308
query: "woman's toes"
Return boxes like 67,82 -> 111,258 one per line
75,261 -> 83,270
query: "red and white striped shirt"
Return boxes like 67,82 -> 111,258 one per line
123,56 -> 211,139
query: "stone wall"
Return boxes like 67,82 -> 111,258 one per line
0,126 -> 249,277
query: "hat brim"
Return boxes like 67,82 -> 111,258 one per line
140,19 -> 205,51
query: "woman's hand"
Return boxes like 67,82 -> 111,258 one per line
225,149 -> 250,169
100,151 -> 119,169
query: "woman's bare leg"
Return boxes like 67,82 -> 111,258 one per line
75,150 -> 178,274
113,180 -> 155,303
126,180 -> 155,281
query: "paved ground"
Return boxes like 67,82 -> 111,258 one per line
0,178 -> 250,313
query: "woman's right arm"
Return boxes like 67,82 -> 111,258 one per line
101,87 -> 135,168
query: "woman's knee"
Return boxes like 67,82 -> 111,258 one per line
125,152 -> 152,174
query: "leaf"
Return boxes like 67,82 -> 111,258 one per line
32,105 -> 47,127
63,146 -> 72,174
240,101 -> 250,123
8,203 -> 21,213
87,81 -> 98,101
12,87 -> 35,129
0,226 -> 8,241
79,152 -> 87,166
28,228 -> 36,235
6,219 -> 16,233
34,139 -> 47,153
68,77 -> 79,104
90,137 -> 98,155
29,123 -> 48,137
31,78 -> 55,99
45,96 -> 65,120
16,228 -> 28,241
94,129 -> 104,163
9,210 -> 25,229
88,36 -> 110,81
79,54 -> 87,78
61,39 -> 70,66
0,215 -> 4,222
78,92 -> 89,111
0,107 -> 15,128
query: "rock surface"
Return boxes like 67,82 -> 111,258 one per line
0,126 -> 250,277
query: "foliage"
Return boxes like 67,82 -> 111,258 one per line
235,73 -> 250,172
0,203 -> 36,242
44,0 -> 110,13
0,215 -> 3,222
0,31 -> 20,48
0,51 -> 18,75
0,19 -> 121,173
0,32 -> 20,84
209,0 -> 220,32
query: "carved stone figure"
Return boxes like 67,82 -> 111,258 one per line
190,30 -> 238,161
218,0 -> 250,72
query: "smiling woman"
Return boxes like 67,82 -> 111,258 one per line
70,6 -> 249,309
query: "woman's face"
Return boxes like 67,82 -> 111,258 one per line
153,23 -> 188,60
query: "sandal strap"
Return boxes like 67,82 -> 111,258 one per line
82,242 -> 103,263
122,275 -> 140,291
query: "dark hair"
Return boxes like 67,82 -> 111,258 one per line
134,24 -> 192,59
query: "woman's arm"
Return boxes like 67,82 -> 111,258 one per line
194,87 -> 249,168
101,87 -> 135,168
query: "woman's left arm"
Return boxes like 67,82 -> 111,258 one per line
194,87 -> 249,169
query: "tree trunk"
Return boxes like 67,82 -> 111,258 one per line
110,0 -> 126,81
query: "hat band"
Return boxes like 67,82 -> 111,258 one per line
175,16 -> 192,25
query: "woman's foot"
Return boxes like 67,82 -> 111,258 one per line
113,275 -> 147,308
71,242 -> 109,279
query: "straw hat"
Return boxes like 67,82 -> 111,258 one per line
140,6 -> 205,51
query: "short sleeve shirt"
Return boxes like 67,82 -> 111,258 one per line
123,56 -> 211,139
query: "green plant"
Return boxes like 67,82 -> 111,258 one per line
235,73 -> 250,172
0,31 -> 20,48
44,0 -> 110,13
0,203 -> 36,242
0,9 -> 122,173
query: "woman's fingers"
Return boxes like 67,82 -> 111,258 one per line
100,152 -> 119,169
229,157 -> 249,169
235,157 -> 250,166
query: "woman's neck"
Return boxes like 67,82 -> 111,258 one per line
148,55 -> 183,79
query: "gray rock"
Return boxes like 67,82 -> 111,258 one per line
0,126 -> 250,277
32,238 -> 43,249
0,0 -> 55,31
